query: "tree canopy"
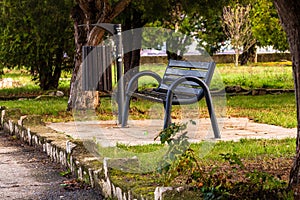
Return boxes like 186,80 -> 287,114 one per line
0,0 -> 75,90
252,0 -> 288,51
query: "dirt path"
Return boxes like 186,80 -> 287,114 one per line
0,131 -> 103,200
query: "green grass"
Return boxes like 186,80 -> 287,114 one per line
0,97 -> 73,122
0,67 -> 70,98
2,68 -> 32,83
116,137 -> 296,163
0,98 -> 68,115
0,85 -> 42,97
137,62 -> 295,90
227,93 -> 296,128
0,62 -> 297,127
0,92 -> 296,128
96,135 -> 295,163
193,138 -> 296,161
217,62 -> 294,89
105,135 -> 295,199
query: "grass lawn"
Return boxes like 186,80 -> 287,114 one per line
218,61 -> 293,89
0,62 -> 297,127
139,61 -> 294,90
227,93 -> 296,128
0,62 -> 298,199
0,93 -> 296,128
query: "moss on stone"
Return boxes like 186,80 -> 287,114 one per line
162,188 -> 202,200
109,168 -> 161,199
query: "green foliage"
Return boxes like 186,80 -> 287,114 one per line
156,121 -> 201,185
184,1 -> 230,54
251,0 -> 288,51
247,170 -> 286,190
155,122 -> 188,144
220,152 -> 245,169
131,0 -> 230,55
59,169 -> 72,177
0,0 -> 74,89
119,0 -> 287,57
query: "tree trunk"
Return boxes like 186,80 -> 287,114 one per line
122,5 -> 147,88
240,43 -> 256,65
39,66 -> 61,90
274,0 -> 300,189
67,0 -> 131,111
234,49 -> 239,67
37,59 -> 62,90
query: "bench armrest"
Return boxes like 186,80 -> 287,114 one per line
126,70 -> 162,94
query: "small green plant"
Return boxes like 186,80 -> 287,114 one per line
247,170 -> 287,190
155,121 -> 201,185
201,185 -> 230,200
59,169 -> 72,177
220,152 -> 245,170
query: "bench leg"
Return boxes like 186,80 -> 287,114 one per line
163,102 -> 172,129
164,89 -> 220,139
203,90 -> 221,139
121,94 -> 131,127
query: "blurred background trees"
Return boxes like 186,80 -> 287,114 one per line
0,0 -> 288,91
0,0 -> 74,90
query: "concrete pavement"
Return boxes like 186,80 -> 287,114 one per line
47,117 -> 297,147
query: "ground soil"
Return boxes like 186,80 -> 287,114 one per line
167,156 -> 295,199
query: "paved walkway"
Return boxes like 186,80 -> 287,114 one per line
47,118 -> 297,147
0,131 -> 103,200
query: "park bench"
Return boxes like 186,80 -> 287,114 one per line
121,59 -> 221,138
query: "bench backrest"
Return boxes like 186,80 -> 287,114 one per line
158,59 -> 216,95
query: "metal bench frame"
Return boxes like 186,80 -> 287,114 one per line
121,59 -> 221,138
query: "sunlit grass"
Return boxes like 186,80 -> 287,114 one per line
227,93 -> 296,128
193,137 -> 296,161
0,97 -> 73,122
134,62 -> 295,90
217,62 -> 294,89
0,62 -> 297,127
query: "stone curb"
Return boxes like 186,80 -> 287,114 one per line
224,86 -> 294,96
1,109 -> 172,200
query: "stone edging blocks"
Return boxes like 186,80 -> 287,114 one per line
0,109 -> 176,200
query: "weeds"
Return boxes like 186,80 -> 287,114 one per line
197,153 -> 293,199
155,121 -> 201,185
154,121 -> 294,199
